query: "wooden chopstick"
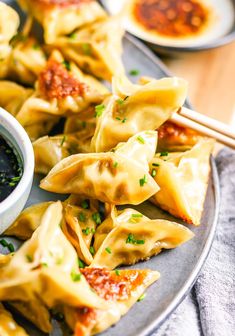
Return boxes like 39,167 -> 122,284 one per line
179,107 -> 235,140
171,113 -> 235,149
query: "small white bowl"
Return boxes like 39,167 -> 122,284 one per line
0,107 -> 34,234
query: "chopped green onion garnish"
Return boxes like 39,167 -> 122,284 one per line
152,163 -> 160,167
129,69 -> 140,76
82,227 -> 90,236
69,32 -> 77,39
71,270 -> 81,282
115,117 -> 121,121
32,44 -> 39,50
105,247 -> 112,254
95,104 -> 105,117
116,98 -> 124,105
126,233 -> 145,245
115,270 -> 120,276
160,151 -> 168,157
0,239 -> 8,247
137,136 -> 145,144
82,43 -> 91,55
78,258 -> 86,268
122,117 -> 127,123
91,228 -> 96,234
78,212 -> 86,222
81,200 -> 89,209
41,262 -> 48,267
92,212 -> 102,225
131,213 -> 143,218
137,293 -> 146,302
60,135 -> 66,147
151,169 -> 157,177
7,243 -> 15,253
139,175 -> 147,187
62,60 -> 71,71
89,246 -> 95,255
26,254 -> 33,262
113,161 -> 118,168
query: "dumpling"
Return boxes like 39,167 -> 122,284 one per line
40,131 -> 159,205
52,16 -> 125,81
18,0 -> 107,43
4,202 -> 52,240
34,122 -> 95,174
150,139 -> 215,225
0,303 -> 29,336
91,76 -> 188,152
158,121 -> 203,152
64,267 -> 160,336
0,81 -> 33,117
16,50 -> 107,128
91,207 -> 194,270
0,202 -> 107,333
1,36 -> 47,86
0,2 -> 19,61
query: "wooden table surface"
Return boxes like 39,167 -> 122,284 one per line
161,41 -> 235,127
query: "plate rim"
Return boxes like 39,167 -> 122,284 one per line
125,33 -> 220,335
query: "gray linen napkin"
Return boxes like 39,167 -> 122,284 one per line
154,148 -> 235,336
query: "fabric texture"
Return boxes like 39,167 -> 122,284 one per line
154,148 -> 235,336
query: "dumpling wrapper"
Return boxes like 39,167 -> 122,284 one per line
64,267 -> 160,336
40,131 -> 159,205
18,0 -> 107,43
0,303 -> 29,336
150,139 -> 214,225
33,123 -> 95,174
91,76 -> 188,152
0,2 -> 19,60
0,202 -> 108,332
52,16 -> 125,81
1,37 -> 46,86
91,208 -> 194,270
16,50 -> 107,128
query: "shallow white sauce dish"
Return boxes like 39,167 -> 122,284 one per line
0,107 -> 34,234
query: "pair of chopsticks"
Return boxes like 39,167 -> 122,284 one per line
171,107 -> 235,149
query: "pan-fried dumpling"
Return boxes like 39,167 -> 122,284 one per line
64,267 -> 160,336
0,81 -> 33,116
150,139 -> 214,225
1,36 -> 46,86
52,17 -> 125,81
18,0 -> 106,43
4,202 -> 52,240
34,123 -> 95,174
0,303 -> 29,336
0,2 -> 19,61
16,51 -> 106,128
158,121 -> 203,152
0,202 -> 107,332
40,131 -> 159,205
91,76 -> 188,152
91,207 -> 194,270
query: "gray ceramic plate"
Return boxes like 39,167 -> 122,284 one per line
1,2 -> 220,334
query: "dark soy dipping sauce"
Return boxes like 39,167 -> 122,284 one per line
0,134 -> 23,202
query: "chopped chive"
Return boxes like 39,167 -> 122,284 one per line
137,136 -> 145,144
139,174 -> 147,187
131,213 -> 143,218
129,69 -> 140,76
137,293 -> 146,302
105,247 -> 112,254
115,270 -> 120,276
81,200 -> 89,209
0,239 -> 8,247
89,246 -> 95,256
32,44 -> 39,50
122,117 -> 127,123
116,98 -> 124,105
160,151 -> 168,157
11,176 -> 21,182
9,182 -> 16,187
78,212 -> 86,222
82,227 -> 90,236
68,32 -> 77,39
126,233 -> 145,245
78,258 -> 86,268
8,243 -> 15,253
151,169 -> 157,178
95,104 -> 105,117
92,212 -> 102,225
113,161 -> 118,168
62,60 -> 71,71
71,270 -> 81,282
82,43 -> 91,55
26,254 -> 33,262
115,117 -> 121,121
60,135 -> 66,147
152,163 -> 160,167
41,262 -> 48,267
